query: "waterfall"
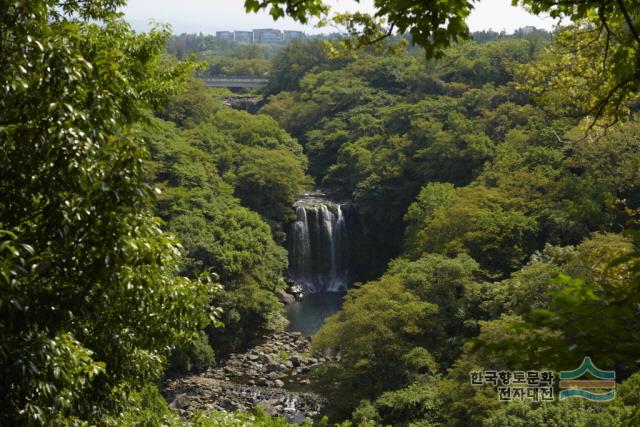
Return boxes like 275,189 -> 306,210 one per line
288,192 -> 351,293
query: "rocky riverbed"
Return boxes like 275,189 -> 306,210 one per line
163,331 -> 335,423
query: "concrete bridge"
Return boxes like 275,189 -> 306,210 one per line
201,75 -> 268,88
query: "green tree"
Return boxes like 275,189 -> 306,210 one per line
404,185 -> 539,275
160,77 -> 221,128
233,146 -> 312,240
517,23 -> 640,125
403,183 -> 456,256
471,233 -> 639,375
313,254 -> 483,419
144,118 -> 289,356
186,107 -> 310,242
386,253 -> 483,365
565,121 -> 640,208
247,0 -> 640,122
264,39 -> 341,95
0,2 -> 212,424
313,276 -> 438,417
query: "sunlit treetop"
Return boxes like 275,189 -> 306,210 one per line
244,0 -> 329,23
244,0 -> 474,58
245,0 -> 640,123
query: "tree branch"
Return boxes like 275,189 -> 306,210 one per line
355,23 -> 396,49
598,6 -> 613,69
615,0 -> 640,47
586,76 -> 633,131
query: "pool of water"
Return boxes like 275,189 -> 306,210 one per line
286,292 -> 346,336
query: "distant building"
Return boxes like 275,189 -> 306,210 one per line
283,30 -> 305,41
214,29 -> 306,44
234,31 -> 253,43
253,28 -> 283,44
215,31 -> 234,40
520,26 -> 537,35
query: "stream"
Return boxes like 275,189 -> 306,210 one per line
286,292 -> 345,336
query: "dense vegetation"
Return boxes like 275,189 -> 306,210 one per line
167,35 -> 275,77
2,0 -> 640,426
0,2 -> 214,424
255,35 -> 640,424
149,78 -> 310,360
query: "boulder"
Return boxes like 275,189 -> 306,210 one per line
290,355 -> 302,367
266,363 -> 281,372
276,289 -> 296,304
169,394 -> 191,410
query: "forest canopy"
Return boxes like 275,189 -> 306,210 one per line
1,0 -> 640,425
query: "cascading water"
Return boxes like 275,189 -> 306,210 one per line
286,192 -> 358,335
288,193 -> 352,293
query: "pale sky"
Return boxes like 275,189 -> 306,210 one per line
122,0 -> 556,35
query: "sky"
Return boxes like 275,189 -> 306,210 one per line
122,0 -> 557,35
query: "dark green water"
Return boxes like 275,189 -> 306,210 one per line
286,292 -> 346,336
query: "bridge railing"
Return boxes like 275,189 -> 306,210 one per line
202,75 -> 269,82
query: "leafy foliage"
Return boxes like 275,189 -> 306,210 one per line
0,2 -> 213,424
269,28 -> 640,426
142,114 -> 292,357
5,0 -> 640,425
264,39 -> 348,95
260,39 -> 564,278
313,275 -> 438,417
248,0 -> 640,123
313,253 -> 483,418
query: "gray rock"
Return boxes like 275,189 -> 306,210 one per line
169,394 -> 191,410
290,355 -> 302,367
161,330 -> 328,422
276,289 -> 296,304
267,363 -> 281,372
262,355 -> 274,364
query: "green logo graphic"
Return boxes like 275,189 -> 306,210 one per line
559,356 -> 616,401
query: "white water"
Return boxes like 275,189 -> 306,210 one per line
288,193 -> 351,293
